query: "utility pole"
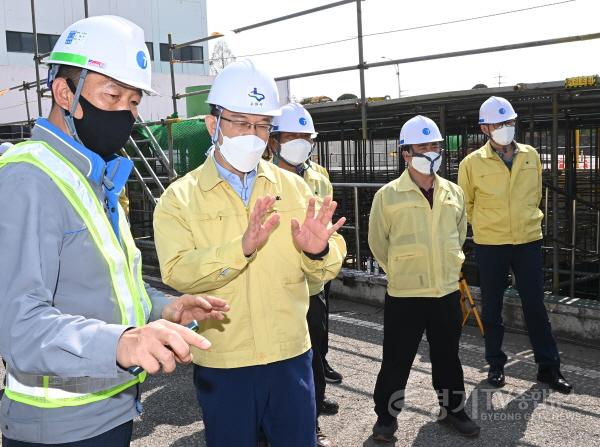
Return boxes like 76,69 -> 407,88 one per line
382,56 -> 401,98
495,73 -> 504,87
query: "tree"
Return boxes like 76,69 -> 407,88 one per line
210,41 -> 236,75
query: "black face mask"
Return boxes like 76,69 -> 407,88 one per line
66,79 -> 135,159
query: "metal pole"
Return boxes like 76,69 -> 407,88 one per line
439,104 -> 447,178
353,186 -> 361,270
276,31 -> 600,81
168,33 -> 178,116
596,210 -> 600,254
396,64 -> 401,98
356,0 -> 367,141
23,82 -> 31,123
233,0 -> 358,34
173,33 -> 222,51
167,122 -> 175,181
570,200 -> 576,298
551,94 -> 560,294
544,186 -> 548,236
30,0 -> 42,117
84,0 -> 89,17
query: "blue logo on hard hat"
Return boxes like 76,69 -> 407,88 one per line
479,118 -> 485,123
299,117 -> 307,126
136,51 -> 148,69
65,31 -> 77,45
422,128 -> 431,135
499,107 -> 506,115
248,87 -> 265,102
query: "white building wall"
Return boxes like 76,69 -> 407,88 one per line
0,0 -> 217,123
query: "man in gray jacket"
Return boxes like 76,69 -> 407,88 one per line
0,16 -> 228,446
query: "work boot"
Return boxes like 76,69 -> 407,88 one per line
324,360 -> 343,384
437,409 -> 480,437
537,367 -> 573,394
316,426 -> 336,447
487,367 -> 505,388
372,418 -> 398,443
319,398 -> 339,415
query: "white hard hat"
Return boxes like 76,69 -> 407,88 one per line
399,115 -> 443,145
207,59 -> 281,116
46,15 -> 157,95
272,103 -> 317,135
0,142 -> 13,155
479,96 -> 517,124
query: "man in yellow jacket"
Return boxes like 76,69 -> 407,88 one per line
458,96 -> 572,393
269,102 -> 346,447
153,61 -> 346,447
368,115 -> 479,442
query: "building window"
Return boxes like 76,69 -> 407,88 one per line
145,42 -> 154,60
6,31 -> 59,54
159,43 -> 203,64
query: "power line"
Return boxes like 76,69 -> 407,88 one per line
179,0 -> 576,64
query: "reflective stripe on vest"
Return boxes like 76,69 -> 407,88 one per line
0,141 -> 151,408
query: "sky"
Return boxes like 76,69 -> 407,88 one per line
205,0 -> 600,101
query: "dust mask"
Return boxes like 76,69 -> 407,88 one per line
217,130 -> 266,173
491,126 -> 515,146
410,151 -> 442,175
279,139 -> 313,166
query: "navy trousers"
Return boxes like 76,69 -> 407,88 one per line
2,421 -> 132,446
193,350 -> 316,447
475,240 -> 560,369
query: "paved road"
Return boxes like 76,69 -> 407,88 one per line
1,297 -> 599,446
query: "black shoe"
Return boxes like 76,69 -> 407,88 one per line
319,398 -> 339,415
372,418 -> 398,442
324,360 -> 343,384
537,367 -> 573,394
438,409 -> 480,437
487,367 -> 505,388
316,426 -> 336,447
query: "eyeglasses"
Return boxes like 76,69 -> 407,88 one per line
408,142 -> 443,152
220,116 -> 274,135
489,120 -> 516,129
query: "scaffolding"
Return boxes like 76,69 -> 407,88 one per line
307,80 -> 600,299
2,0 -> 600,299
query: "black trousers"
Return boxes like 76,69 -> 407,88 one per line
373,291 -> 465,424
475,240 -> 560,369
307,291 -> 327,417
2,421 -> 133,447
321,281 -> 332,360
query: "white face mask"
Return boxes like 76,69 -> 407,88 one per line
279,138 -> 313,166
217,131 -> 266,173
410,151 -> 442,175
490,126 -> 515,146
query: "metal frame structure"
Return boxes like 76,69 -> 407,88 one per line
309,80 -> 600,299
3,0 -> 600,299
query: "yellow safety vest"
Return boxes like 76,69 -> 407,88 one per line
0,141 -> 151,408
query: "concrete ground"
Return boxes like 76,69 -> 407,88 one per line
1,297 -> 599,446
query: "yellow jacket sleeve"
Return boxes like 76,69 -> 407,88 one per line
299,177 -> 346,283
301,230 -> 346,283
457,187 -> 467,247
153,188 -> 250,294
457,161 -> 474,224
367,189 -> 390,272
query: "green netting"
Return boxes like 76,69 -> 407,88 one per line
138,119 -> 212,175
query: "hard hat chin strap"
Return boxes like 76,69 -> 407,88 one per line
62,68 -> 89,144
211,105 -> 224,146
